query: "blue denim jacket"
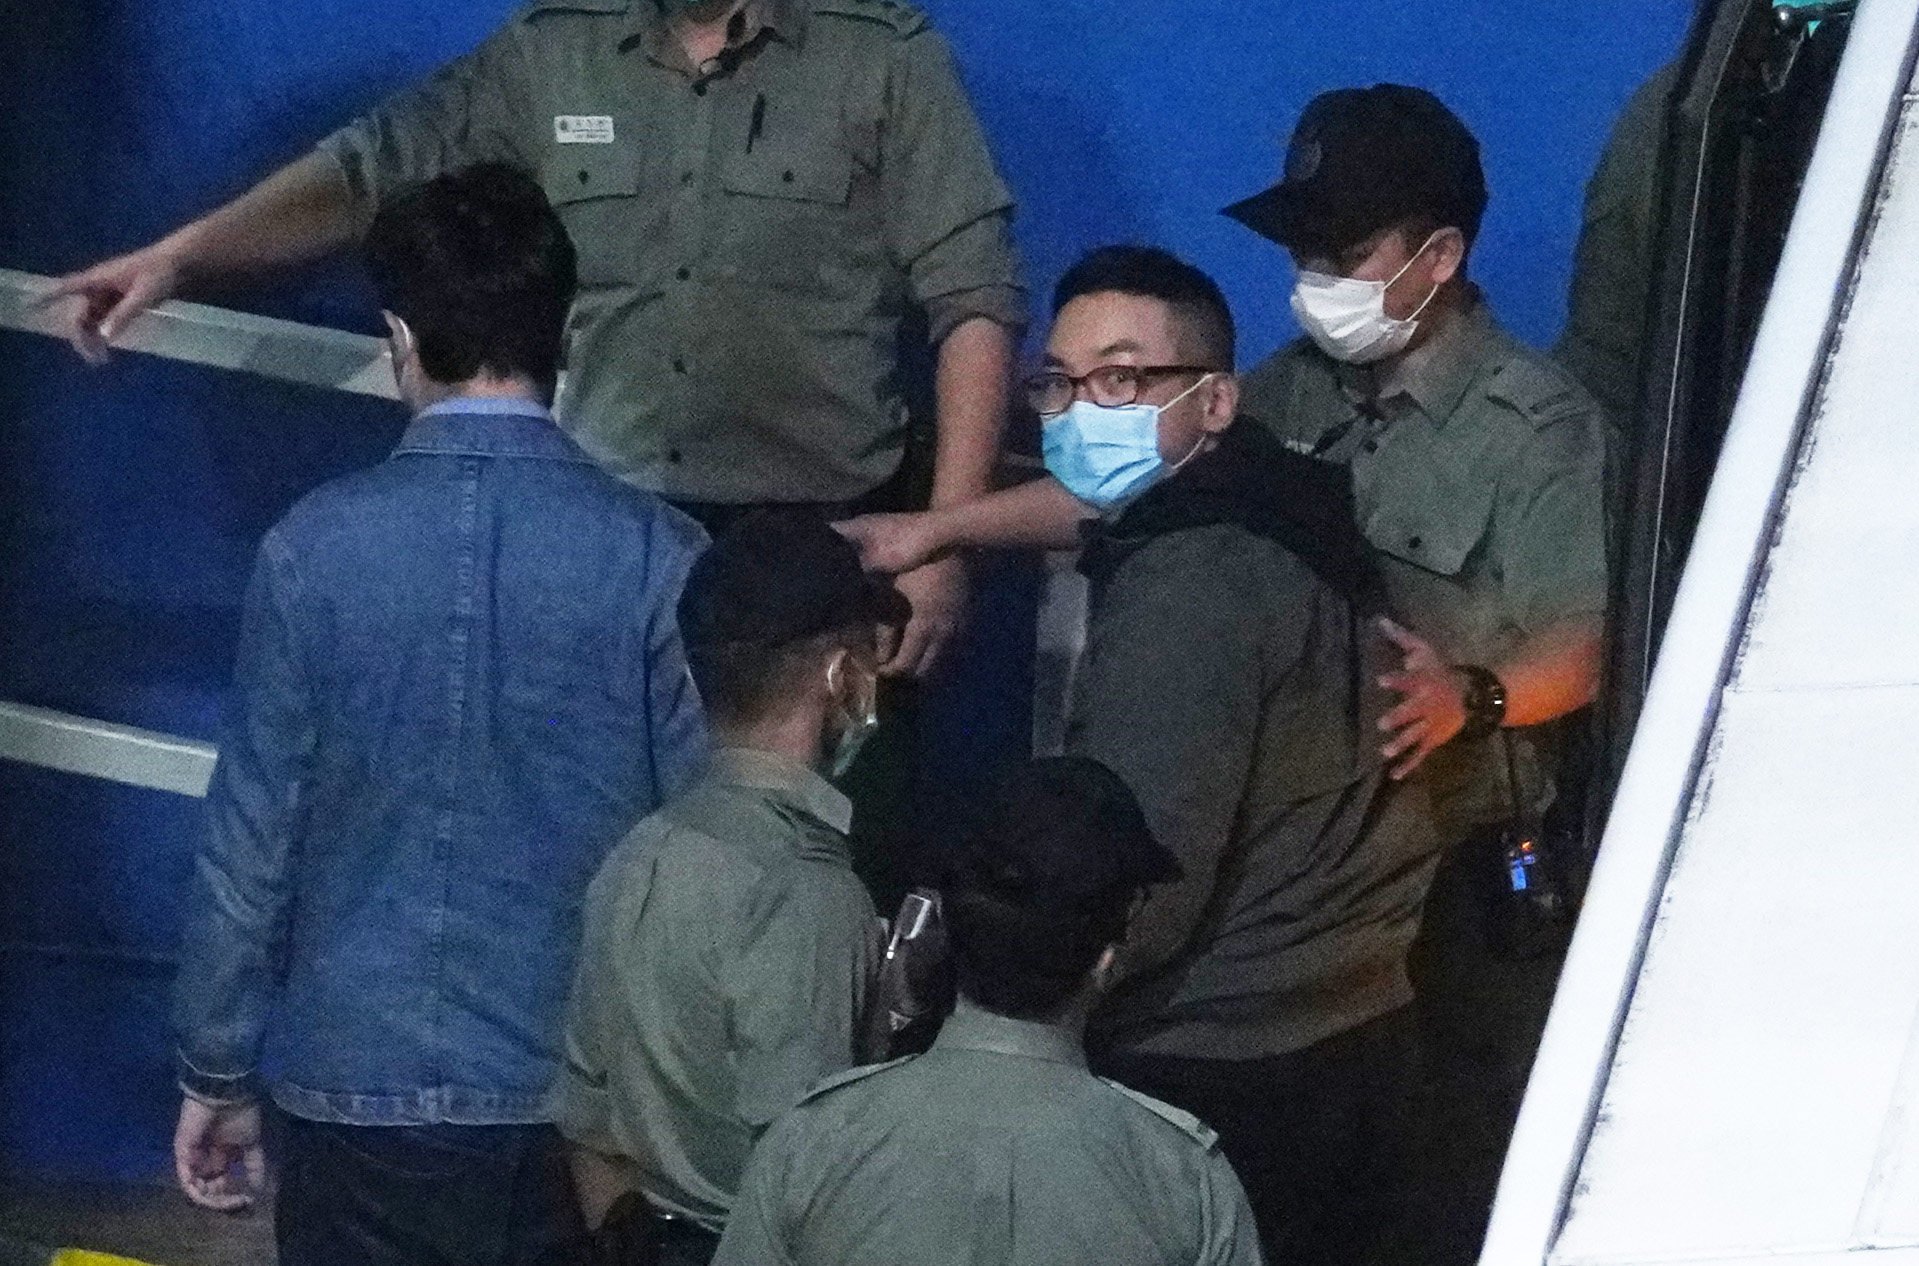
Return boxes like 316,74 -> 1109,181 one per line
173,399 -> 709,1125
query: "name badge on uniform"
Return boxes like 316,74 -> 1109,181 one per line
554,115 -> 615,144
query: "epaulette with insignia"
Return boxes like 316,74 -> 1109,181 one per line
1098,1077 -> 1221,1149
799,1055 -> 918,1104
1483,352 -> 1600,432
812,0 -> 931,37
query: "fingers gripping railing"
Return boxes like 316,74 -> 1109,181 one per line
0,267 -> 400,799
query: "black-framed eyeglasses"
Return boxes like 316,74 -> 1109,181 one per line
1024,364 -> 1218,418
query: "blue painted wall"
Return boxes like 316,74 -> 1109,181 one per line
0,0 -> 1690,1182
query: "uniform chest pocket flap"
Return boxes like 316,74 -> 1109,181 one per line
721,142 -> 854,207
541,141 -> 643,289
542,140 -> 643,208
718,137 -> 856,296
1362,472 -> 1497,578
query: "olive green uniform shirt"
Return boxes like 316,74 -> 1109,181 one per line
317,0 -> 1026,503
1239,300 -> 1609,840
712,1001 -> 1265,1266
552,748 -> 881,1234
1557,59 -> 1678,424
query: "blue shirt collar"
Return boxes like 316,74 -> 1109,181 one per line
416,395 -> 554,421
397,396 -> 593,464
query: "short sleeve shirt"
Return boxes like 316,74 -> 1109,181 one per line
1239,300 -> 1610,832
317,0 -> 1026,503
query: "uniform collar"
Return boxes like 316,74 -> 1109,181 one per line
1338,291 -> 1500,427
708,747 -> 852,835
625,0 -> 805,68
932,999 -> 1088,1069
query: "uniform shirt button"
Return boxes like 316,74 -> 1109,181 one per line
672,357 -> 687,374
680,170 -> 694,186
781,170 -> 796,184
1363,439 -> 1379,453
694,81 -> 708,96
667,449 -> 684,464
676,267 -> 691,282
1408,535 -> 1424,550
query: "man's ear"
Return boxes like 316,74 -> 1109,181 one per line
382,311 -> 415,359
1202,374 -> 1241,434
1428,227 -> 1468,288
1090,943 -> 1120,993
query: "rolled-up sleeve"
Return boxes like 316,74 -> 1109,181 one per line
315,22 -> 535,234
880,29 -> 1027,341
171,533 -> 317,1104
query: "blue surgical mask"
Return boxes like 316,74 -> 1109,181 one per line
1042,375 -> 1215,512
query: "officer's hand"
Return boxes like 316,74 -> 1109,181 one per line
884,556 -> 968,679
174,1095 -> 266,1212
834,512 -> 949,577
40,243 -> 186,366
1377,617 -> 1467,779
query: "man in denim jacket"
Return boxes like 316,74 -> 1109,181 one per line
167,164 -> 708,1265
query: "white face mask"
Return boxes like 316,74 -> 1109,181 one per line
1290,232 -> 1443,365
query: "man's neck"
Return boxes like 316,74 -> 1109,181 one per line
410,373 -> 549,414
956,989 -> 1095,1038
1368,282 -> 1469,397
713,710 -> 825,773
675,0 -> 753,68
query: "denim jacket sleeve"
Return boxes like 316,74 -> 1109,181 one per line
172,531 -> 317,1104
643,506 -> 710,802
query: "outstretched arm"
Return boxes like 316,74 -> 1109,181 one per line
837,476 -> 1091,575
43,152 -> 357,364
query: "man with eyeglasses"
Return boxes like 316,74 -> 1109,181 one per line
848,245 -> 1436,1265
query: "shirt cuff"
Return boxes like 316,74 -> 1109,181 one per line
176,1050 -> 260,1107
924,284 -> 1029,345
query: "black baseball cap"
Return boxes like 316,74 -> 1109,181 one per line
1224,84 -> 1488,260
953,757 -> 1182,913
677,506 -> 911,651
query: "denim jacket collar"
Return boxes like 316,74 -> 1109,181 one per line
397,398 -> 595,465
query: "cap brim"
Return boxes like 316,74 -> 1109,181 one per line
1128,837 -> 1184,888
1223,183 -> 1292,246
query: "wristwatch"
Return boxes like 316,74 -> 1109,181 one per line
1454,665 -> 1507,742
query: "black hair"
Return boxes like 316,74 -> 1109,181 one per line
1052,245 -> 1237,371
363,163 -> 578,390
946,883 -> 1128,1020
684,625 -> 871,727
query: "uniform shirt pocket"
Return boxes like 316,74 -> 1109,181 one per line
718,137 -> 858,297
542,138 -> 643,289
1362,472 -> 1496,578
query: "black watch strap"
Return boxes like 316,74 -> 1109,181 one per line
1455,665 -> 1507,741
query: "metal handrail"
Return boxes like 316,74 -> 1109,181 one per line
0,268 -> 396,400
0,267 -> 1066,793
0,267 -> 407,797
